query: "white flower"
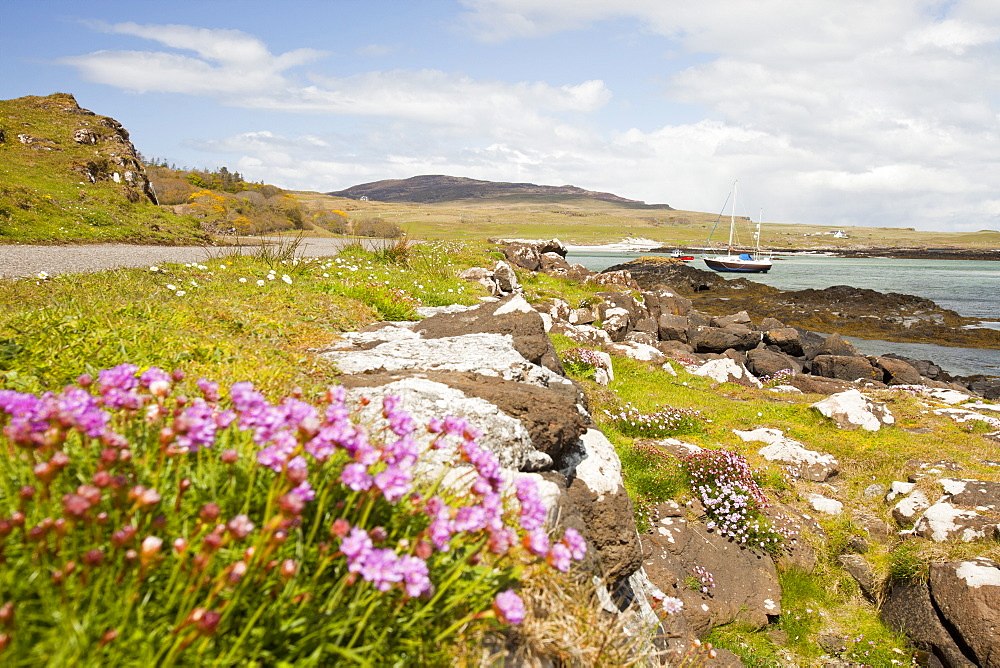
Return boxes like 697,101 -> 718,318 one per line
149,266 -> 159,272
166,283 -> 177,291
36,271 -> 49,280
175,290 -> 186,297
256,279 -> 265,287
661,597 -> 684,615
281,274 -> 292,284
322,273 -> 329,278
267,274 -> 276,281
238,277 -> 247,283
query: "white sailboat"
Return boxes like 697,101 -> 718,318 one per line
703,180 -> 773,273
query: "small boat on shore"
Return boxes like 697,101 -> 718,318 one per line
703,180 -> 772,273
669,250 -> 695,261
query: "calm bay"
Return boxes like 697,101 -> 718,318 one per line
566,250 -> 1000,377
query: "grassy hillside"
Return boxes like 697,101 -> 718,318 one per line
0,94 -> 212,244
295,190 -> 1000,250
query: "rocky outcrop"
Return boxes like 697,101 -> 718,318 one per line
882,558 -> 1000,668
606,257 -> 1000,353
641,509 -> 782,638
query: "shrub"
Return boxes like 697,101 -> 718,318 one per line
0,365 -> 586,665
354,217 -> 403,238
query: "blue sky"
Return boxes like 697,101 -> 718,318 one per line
4,0 -> 1000,232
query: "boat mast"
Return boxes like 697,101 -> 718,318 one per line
756,208 -> 762,256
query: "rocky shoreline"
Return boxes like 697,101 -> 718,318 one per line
604,257 -> 1000,356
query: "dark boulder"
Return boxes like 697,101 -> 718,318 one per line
881,580 -> 977,667
688,325 -> 761,353
641,510 -> 782,638
871,356 -> 922,385
540,252 -> 572,275
642,289 -> 692,319
763,327 -> 805,357
747,349 -> 803,378
808,333 -> 861,360
658,314 -> 690,342
501,242 -> 542,271
711,311 -> 752,328
812,355 -> 882,382
929,559 -> 1000,667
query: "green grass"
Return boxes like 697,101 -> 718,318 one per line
0,94 -> 209,244
0,240 -> 483,396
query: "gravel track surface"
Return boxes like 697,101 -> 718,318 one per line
0,238 -> 379,279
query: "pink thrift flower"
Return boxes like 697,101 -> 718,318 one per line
340,462 -> 373,491
524,528 -> 549,556
547,542 -> 572,572
561,527 -> 588,560
493,590 -> 526,625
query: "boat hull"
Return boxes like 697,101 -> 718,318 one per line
703,257 -> 772,273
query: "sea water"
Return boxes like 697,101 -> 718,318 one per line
566,250 -> 1000,377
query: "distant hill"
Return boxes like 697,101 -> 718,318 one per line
327,175 -> 671,208
0,93 -> 208,244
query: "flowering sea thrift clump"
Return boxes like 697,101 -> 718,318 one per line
682,449 -> 786,554
0,364 -> 585,664
560,348 -> 607,378
603,402 -> 704,438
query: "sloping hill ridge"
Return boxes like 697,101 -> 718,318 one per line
0,93 -> 207,243
327,175 -> 671,208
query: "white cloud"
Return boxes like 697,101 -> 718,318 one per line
455,0 -> 1000,231
57,11 -> 1000,231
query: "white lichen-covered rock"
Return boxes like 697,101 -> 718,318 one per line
344,377 -> 541,472
320,333 -> 574,391
691,358 -> 763,388
550,322 -> 613,347
606,341 -> 666,364
807,494 -> 843,515
912,503 -> 998,542
459,267 -> 501,295
885,481 -> 915,502
892,490 -> 931,526
570,429 -> 624,500
924,388 -> 974,405
569,307 -> 597,325
602,307 -> 631,341
934,407 -> 1000,430
493,260 -> 520,293
415,304 -> 474,317
327,324 -> 419,350
811,389 -> 895,431
734,428 -> 839,482
591,351 -> 614,380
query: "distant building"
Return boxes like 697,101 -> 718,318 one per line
359,195 -> 369,201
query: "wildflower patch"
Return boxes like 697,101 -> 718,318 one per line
0,364 -> 585,664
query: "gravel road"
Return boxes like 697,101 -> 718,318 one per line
0,238 -> 384,279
